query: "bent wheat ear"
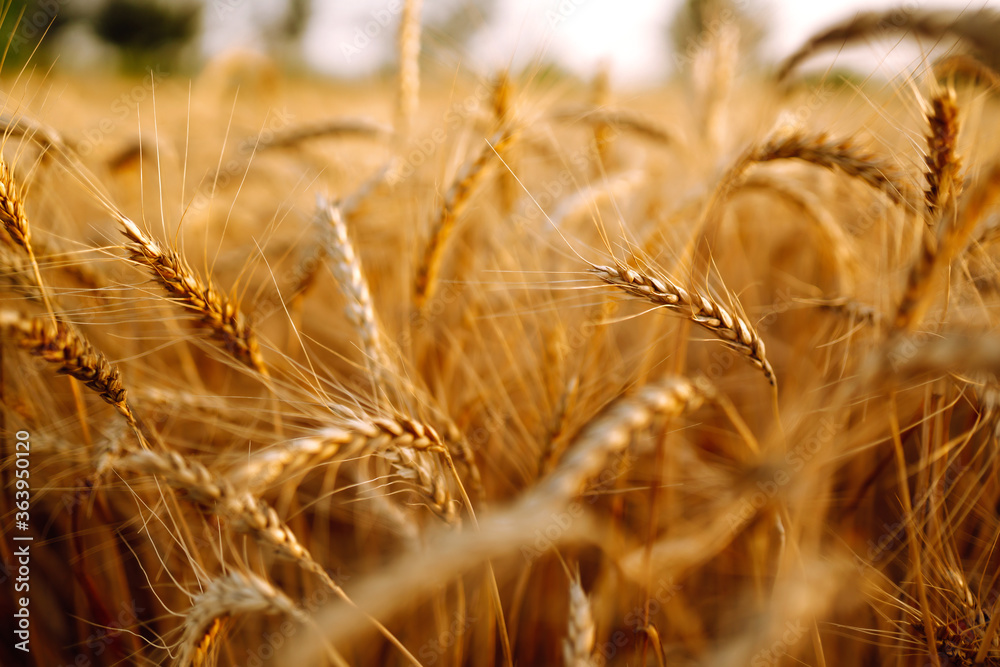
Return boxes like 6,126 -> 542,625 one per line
119,449 -> 424,665
591,263 -> 775,385
747,131 -> 912,207
777,8 -> 1000,81
115,215 -> 267,374
0,310 -> 135,424
175,571 -> 309,667
120,449 -> 311,560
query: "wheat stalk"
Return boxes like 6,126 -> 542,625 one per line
895,162 -> 1000,331
590,263 -> 776,385
115,214 -> 266,374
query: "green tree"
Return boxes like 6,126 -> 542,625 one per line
91,0 -> 201,72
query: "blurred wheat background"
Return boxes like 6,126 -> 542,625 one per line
1,0 -> 1000,665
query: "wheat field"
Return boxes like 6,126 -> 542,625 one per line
1,3 -> 999,666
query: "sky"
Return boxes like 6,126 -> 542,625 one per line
200,0 -> 1000,85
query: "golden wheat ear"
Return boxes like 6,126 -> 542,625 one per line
747,131 -> 914,208
923,88 -> 962,219
314,196 -> 387,374
590,263 -> 776,386
0,309 -> 137,425
175,571 -> 312,667
114,214 -> 267,375
562,566 -> 596,667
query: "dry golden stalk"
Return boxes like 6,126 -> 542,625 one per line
175,571 -> 309,667
115,215 -> 266,374
395,0 -> 423,146
591,263 -> 776,385
0,310 -> 135,424
924,89 -> 962,217
590,64 -> 614,170
563,567 -> 596,667
413,129 -> 515,309
315,198 -> 386,373
539,374 -> 580,476
492,70 -> 518,212
895,162 -> 1000,331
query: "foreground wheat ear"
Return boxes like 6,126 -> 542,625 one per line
589,262 -> 776,385
114,213 -> 268,374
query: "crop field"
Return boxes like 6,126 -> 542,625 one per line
0,3 -> 999,666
